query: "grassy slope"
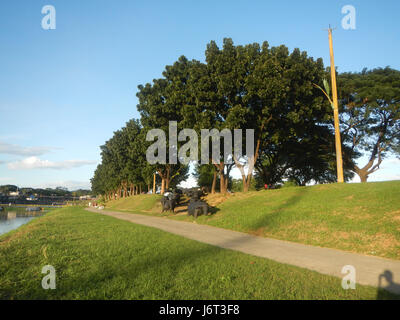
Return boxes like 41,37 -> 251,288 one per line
108,181 -> 400,260
0,207 -> 396,300
106,194 -> 162,213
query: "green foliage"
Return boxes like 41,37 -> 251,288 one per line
0,185 -> 91,197
92,38 -> 399,194
91,119 -> 151,196
338,67 -> 400,181
0,185 -> 18,193
193,164 -> 219,191
231,178 -> 258,192
281,180 -> 299,188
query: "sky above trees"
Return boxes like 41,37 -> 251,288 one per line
0,0 -> 399,189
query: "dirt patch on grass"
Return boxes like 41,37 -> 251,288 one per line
269,221 -> 330,242
250,227 -> 266,237
385,210 -> 400,223
204,193 -> 232,207
331,207 -> 372,220
331,231 -> 400,258
362,233 -> 400,257
332,231 -> 351,240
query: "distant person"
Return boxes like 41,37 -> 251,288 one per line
264,184 -> 268,190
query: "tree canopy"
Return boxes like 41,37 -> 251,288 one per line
338,67 -> 400,182
91,39 -> 400,198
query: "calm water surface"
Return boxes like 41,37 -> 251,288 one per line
0,207 -> 45,236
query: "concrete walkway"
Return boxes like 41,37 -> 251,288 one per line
87,208 -> 400,295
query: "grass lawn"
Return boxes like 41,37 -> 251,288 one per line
0,206 -> 397,299
106,181 -> 400,260
106,194 -> 162,213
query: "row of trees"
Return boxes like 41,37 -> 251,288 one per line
91,38 -> 400,197
0,185 -> 91,197
91,119 -> 189,200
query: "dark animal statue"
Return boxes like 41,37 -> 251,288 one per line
188,200 -> 208,218
161,197 -> 176,213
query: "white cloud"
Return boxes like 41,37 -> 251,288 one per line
178,175 -> 198,189
385,158 -> 400,165
7,156 -> 96,170
368,174 -> 400,182
0,141 -> 54,156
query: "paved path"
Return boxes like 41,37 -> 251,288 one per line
87,208 -> 400,295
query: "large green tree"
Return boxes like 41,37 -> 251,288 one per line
338,67 -> 400,182
185,39 -> 340,191
137,56 -> 192,193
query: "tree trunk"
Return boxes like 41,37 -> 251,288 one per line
161,178 -> 165,194
217,162 -> 227,194
157,168 -> 168,195
211,171 -> 217,194
165,166 -> 170,190
242,175 -> 249,192
233,134 -> 261,193
358,172 -> 368,183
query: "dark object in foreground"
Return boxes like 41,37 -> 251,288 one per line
161,197 -> 176,213
188,200 -> 208,218
186,189 -> 203,201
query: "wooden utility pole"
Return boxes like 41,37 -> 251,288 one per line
328,27 -> 344,183
153,173 -> 156,194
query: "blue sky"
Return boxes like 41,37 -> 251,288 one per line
0,0 -> 399,190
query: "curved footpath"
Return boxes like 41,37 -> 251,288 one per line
86,208 -> 400,295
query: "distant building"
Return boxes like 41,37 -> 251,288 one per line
26,195 -> 37,201
9,191 -> 19,196
79,195 -> 92,200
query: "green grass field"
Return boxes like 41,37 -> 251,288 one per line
0,206 -> 397,299
107,181 -> 400,260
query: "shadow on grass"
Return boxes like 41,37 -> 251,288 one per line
63,233 -> 400,300
377,270 -> 400,299
249,186 -> 309,231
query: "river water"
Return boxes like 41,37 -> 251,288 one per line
0,207 -> 45,236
